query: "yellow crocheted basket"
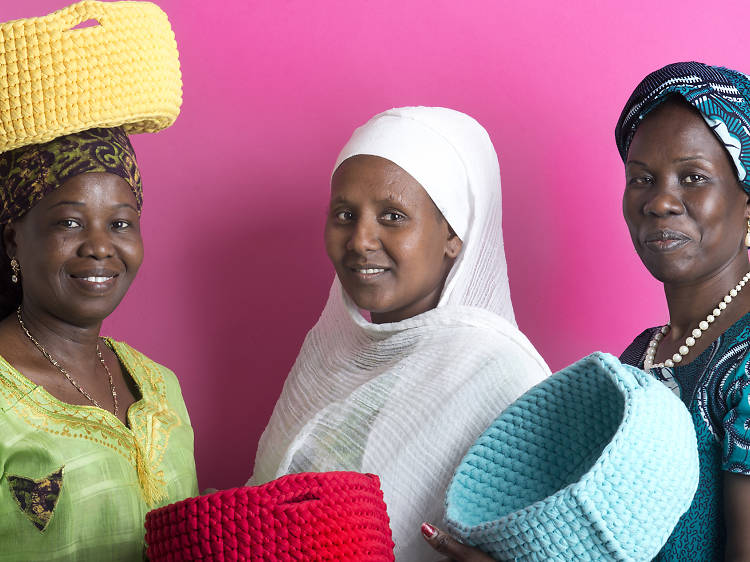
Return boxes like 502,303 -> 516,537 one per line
0,0 -> 182,153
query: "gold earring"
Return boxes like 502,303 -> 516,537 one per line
746,220 -> 750,248
10,257 -> 19,284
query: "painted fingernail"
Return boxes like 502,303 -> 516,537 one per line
421,522 -> 438,539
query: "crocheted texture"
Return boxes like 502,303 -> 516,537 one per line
445,352 -> 699,561
145,471 -> 395,561
0,0 -> 181,153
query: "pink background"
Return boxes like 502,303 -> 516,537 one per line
7,0 -> 750,489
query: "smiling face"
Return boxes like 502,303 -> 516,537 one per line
3,172 -> 143,327
325,155 -> 462,324
623,99 -> 750,285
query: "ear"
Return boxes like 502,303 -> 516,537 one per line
445,229 -> 463,259
3,222 -> 18,259
745,189 -> 750,220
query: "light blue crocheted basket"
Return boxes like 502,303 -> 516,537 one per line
445,352 -> 699,561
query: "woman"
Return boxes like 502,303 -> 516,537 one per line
423,61 -> 750,561
249,106 -> 550,561
0,127 -> 198,560
615,62 -> 750,561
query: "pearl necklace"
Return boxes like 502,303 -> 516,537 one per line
644,271 -> 750,370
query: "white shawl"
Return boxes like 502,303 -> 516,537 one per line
249,107 -> 550,561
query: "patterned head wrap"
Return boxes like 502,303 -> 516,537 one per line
615,61 -> 750,193
0,127 -> 141,224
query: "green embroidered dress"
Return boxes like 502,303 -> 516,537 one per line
0,339 -> 198,561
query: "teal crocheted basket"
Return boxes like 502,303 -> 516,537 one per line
445,352 -> 698,561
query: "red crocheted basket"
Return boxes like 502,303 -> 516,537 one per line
145,471 -> 395,561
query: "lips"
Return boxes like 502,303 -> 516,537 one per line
643,229 -> 691,251
69,269 -> 121,292
346,263 -> 390,281
77,276 -> 114,283
70,269 -> 119,280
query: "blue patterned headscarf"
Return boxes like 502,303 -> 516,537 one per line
615,61 -> 750,193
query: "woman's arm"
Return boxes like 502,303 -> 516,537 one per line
724,472 -> 750,561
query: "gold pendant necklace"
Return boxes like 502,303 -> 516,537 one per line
16,307 -> 119,416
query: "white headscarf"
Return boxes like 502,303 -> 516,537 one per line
249,107 -> 550,561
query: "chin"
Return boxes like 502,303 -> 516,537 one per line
637,249 -> 691,283
643,261 -> 699,285
61,299 -> 126,326
340,285 -> 383,311
350,295 -> 387,315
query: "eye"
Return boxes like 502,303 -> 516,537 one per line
626,175 -> 654,186
683,173 -> 708,184
58,218 -> 82,229
334,210 -> 354,222
112,219 -> 131,230
381,211 -> 405,222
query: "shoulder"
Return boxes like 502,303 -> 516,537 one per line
105,339 -> 180,385
620,328 -> 658,367
104,339 -> 187,410
430,307 -> 551,374
711,313 -> 750,380
0,352 -> 34,412
419,308 -> 552,381
106,339 -> 195,436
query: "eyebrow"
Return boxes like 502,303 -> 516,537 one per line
111,202 -> 138,211
626,156 -> 710,167
46,200 -> 137,211
674,155 -> 709,163
48,200 -> 85,208
329,193 -> 407,206
329,196 -> 348,206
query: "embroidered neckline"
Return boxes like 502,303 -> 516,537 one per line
0,338 -> 139,426
0,340 -> 180,506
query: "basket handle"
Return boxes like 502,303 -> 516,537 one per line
68,18 -> 101,30
59,1 -> 109,32
276,490 -> 321,507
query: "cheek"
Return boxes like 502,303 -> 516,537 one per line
384,226 -> 421,261
690,194 -> 744,242
394,224 -> 447,272
323,224 -> 343,261
131,248 -> 144,271
23,239 -> 68,272
622,193 -> 641,233
122,239 -> 145,271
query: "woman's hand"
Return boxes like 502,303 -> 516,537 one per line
421,522 -> 496,561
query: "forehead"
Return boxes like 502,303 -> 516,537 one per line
23,172 -> 138,222
38,172 -> 138,210
628,100 -> 727,162
330,155 -> 432,205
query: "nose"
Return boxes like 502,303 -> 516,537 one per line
78,226 -> 114,259
642,180 -> 684,217
346,218 -> 380,254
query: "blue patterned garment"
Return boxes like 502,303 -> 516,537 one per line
620,313 -> 750,561
614,61 -> 750,194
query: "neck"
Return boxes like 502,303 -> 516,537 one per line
664,255 -> 750,339
17,302 -> 104,365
